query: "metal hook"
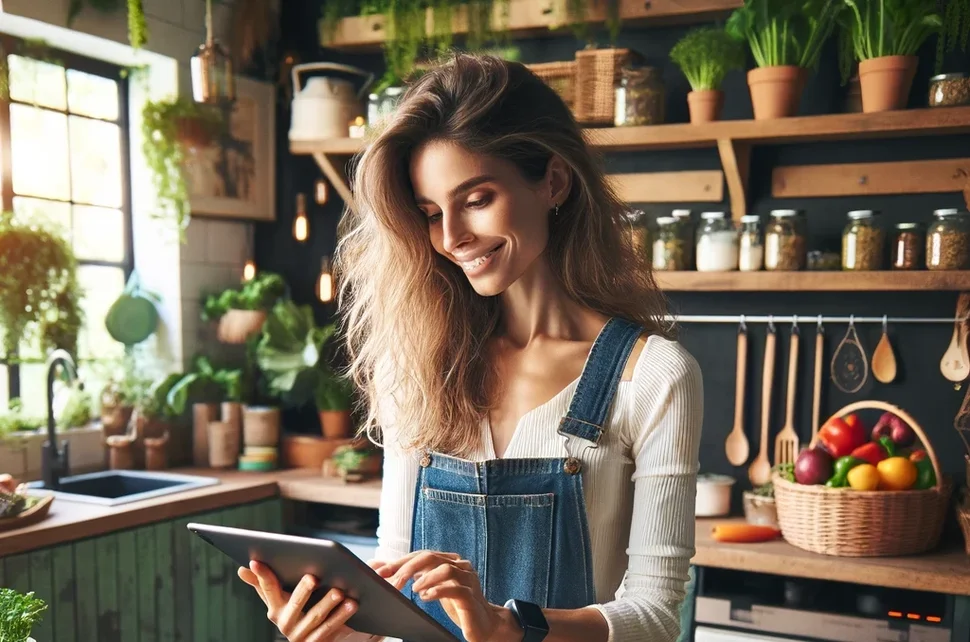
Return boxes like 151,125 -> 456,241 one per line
792,315 -> 799,334
849,314 -> 855,328
817,314 -> 824,334
739,314 -> 747,333
882,314 -> 888,334
768,314 -> 776,333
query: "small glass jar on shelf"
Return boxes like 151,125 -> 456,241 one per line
764,209 -> 806,271
926,208 -> 970,270
891,222 -> 924,270
841,210 -> 885,271
695,212 -> 738,272
614,65 -> 666,127
624,209 -> 651,261
738,214 -> 763,272
652,216 -> 687,271
672,209 -> 695,270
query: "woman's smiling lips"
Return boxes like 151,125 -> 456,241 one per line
454,242 -> 504,273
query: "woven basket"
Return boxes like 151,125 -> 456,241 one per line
527,61 -> 577,112
773,400 -> 952,557
574,47 -> 632,126
958,500 -> 970,555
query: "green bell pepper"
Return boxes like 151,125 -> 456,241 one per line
912,451 -> 936,490
826,455 -> 863,488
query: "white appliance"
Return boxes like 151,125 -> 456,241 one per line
695,627 -> 804,642
289,62 -> 374,141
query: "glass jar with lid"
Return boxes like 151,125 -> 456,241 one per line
841,210 -> 885,271
928,73 -> 970,108
738,215 -> 763,272
695,212 -> 738,272
652,216 -> 687,271
926,208 -> 970,270
624,209 -> 651,260
614,65 -> 666,127
672,209 -> 695,270
764,209 -> 807,271
891,222 -> 923,270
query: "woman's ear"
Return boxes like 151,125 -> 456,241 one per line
545,155 -> 571,206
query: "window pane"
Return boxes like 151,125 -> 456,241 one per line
18,363 -> 48,420
0,365 -> 7,411
10,104 -> 70,200
69,116 -> 122,207
7,54 -> 67,111
73,205 -> 124,262
13,196 -> 71,237
67,69 -> 119,120
77,265 -> 125,361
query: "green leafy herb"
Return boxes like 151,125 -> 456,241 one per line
201,272 -> 286,321
57,382 -> 93,430
726,0 -> 845,68
840,0 -> 943,81
774,461 -> 796,483
0,588 -> 47,642
671,27 -> 746,91
166,356 -> 243,416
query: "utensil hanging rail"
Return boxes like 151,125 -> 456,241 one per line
667,314 -> 966,325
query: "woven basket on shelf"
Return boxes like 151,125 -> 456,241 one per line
574,47 -> 632,126
773,400 -> 952,557
527,61 -> 577,112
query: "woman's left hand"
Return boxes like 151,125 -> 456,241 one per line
372,551 -> 515,642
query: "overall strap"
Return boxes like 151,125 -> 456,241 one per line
557,317 -> 644,445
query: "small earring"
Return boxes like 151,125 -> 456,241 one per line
554,203 -> 560,217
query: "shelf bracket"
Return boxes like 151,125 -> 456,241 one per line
717,138 -> 750,220
312,152 -> 356,212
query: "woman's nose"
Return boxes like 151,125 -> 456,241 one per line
441,210 -> 474,254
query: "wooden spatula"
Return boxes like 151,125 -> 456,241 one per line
725,322 -> 751,466
774,326 -> 800,466
749,324 -> 777,486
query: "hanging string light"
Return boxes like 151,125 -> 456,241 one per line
317,256 -> 334,303
242,224 -> 256,281
191,0 -> 235,104
293,193 -> 309,242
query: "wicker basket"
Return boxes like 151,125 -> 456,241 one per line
773,400 -> 952,557
958,499 -> 970,555
574,47 -> 632,126
527,61 -> 577,112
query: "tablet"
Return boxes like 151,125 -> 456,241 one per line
187,522 -> 460,642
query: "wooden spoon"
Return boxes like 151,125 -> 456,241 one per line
872,315 -> 897,384
725,323 -> 750,466
748,324 -> 777,486
774,326 -> 800,466
941,294 -> 970,382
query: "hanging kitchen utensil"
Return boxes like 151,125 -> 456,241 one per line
830,316 -> 868,394
288,62 -> 375,142
725,318 -> 751,467
104,271 -> 160,347
774,321 -> 800,465
940,293 -> 970,383
748,319 -> 776,486
871,315 -> 898,384
811,316 -> 824,441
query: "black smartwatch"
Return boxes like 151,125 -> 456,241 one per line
504,599 -> 549,642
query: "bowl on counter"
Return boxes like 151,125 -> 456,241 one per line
695,473 -> 736,517
743,490 -> 778,528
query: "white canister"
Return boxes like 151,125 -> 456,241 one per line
695,473 -> 736,517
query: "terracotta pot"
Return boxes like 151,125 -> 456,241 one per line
192,403 -> 219,467
100,404 -> 133,440
207,421 -> 238,469
858,55 -> 918,113
320,410 -> 352,439
687,90 -> 724,124
175,116 -> 214,149
243,406 -> 280,448
282,435 -> 356,469
747,66 -> 807,120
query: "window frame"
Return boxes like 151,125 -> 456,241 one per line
0,35 -> 135,402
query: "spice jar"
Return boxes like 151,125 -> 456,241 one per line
672,209 -> 695,270
624,209 -> 650,260
928,73 -> 970,108
738,214 -> 763,272
926,208 -> 970,270
891,222 -> 923,270
764,209 -> 807,271
841,210 -> 885,271
614,65 -> 665,127
652,216 -> 687,271
695,212 -> 738,272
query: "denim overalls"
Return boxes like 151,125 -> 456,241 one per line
407,317 -> 644,641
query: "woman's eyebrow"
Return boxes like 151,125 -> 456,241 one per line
415,175 -> 496,205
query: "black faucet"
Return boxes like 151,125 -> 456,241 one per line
42,349 -> 78,490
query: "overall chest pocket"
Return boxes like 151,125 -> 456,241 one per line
419,488 -> 555,607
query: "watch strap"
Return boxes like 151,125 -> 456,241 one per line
504,599 -> 549,642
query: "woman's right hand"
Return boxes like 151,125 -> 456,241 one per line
238,560 -> 366,642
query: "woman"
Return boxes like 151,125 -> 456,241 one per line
239,52 -> 703,642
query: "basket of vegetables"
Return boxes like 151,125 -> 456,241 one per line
773,400 -> 952,557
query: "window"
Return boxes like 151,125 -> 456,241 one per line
0,37 -> 133,418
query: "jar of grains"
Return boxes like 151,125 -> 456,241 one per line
614,66 -> 666,127
738,214 -> 764,271
652,216 -> 687,271
841,210 -> 885,271
695,212 -> 738,272
928,73 -> 970,108
624,209 -> 650,260
891,222 -> 923,270
926,208 -> 970,270
672,209 -> 695,270
764,209 -> 807,271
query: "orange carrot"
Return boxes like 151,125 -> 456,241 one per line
710,523 -> 781,543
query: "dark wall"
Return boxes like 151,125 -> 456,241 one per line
259,4 -> 970,485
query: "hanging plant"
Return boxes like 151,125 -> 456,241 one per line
0,211 -> 83,360
141,97 -> 225,240
937,0 -> 970,71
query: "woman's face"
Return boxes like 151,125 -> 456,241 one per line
410,140 -> 565,297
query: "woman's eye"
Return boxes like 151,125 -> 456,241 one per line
427,212 -> 442,224
466,195 -> 491,209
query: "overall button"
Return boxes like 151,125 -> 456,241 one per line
563,457 -> 582,475
420,453 -> 432,467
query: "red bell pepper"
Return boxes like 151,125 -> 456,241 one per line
850,440 -> 889,466
818,416 -> 868,458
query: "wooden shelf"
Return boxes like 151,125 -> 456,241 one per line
320,0 -> 741,50
655,270 -> 970,292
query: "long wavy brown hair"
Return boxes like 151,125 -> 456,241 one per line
335,52 -> 671,457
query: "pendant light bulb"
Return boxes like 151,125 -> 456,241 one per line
243,259 -> 256,282
317,256 -> 334,303
293,193 -> 309,242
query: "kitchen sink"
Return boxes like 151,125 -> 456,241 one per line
25,469 -> 220,506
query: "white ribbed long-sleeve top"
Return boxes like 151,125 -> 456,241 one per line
374,335 -> 704,642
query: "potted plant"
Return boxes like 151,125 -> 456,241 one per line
839,0 -> 943,112
201,271 -> 287,344
727,0 -> 844,119
0,588 -> 47,642
256,300 -> 355,439
670,27 -> 746,123
166,356 -> 243,466
329,440 -> 383,482
141,98 -> 225,239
